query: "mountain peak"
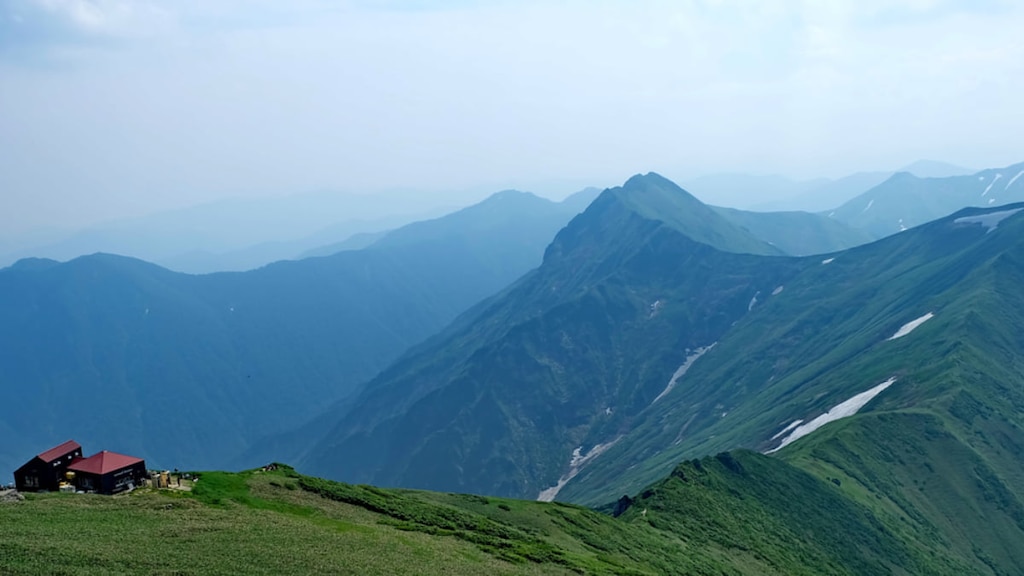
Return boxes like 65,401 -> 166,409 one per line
485,189 -> 540,202
602,173 -> 782,256
898,159 -> 974,179
622,171 -> 677,188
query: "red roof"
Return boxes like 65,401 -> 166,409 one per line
37,440 -> 81,463
68,451 -> 144,475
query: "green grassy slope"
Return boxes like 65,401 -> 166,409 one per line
0,462 -> 962,575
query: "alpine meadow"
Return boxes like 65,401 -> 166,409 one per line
4,2 -> 1024,575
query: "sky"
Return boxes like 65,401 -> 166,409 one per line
2,0 -> 1024,234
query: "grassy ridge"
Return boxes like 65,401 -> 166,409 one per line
0,459 -> 971,575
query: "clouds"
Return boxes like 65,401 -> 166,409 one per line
1,1 -> 1023,234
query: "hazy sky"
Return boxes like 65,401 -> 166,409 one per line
2,0 -> 1023,233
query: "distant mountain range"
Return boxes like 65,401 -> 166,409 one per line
685,159 -> 974,212
0,188 -> 488,273
829,161 -> 1024,237
288,169 -> 1024,573
0,190 -> 592,478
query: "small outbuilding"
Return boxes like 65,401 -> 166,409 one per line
13,440 -> 84,492
67,451 -> 148,495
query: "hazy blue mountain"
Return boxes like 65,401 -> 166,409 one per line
681,172 -> 819,208
0,190 -> 588,479
298,230 -> 392,259
153,215 -> 420,273
899,159 -> 975,178
686,161 -> 973,214
0,188 -> 485,272
685,171 -> 892,213
829,161 -> 1024,237
712,206 -> 874,255
751,171 -> 892,212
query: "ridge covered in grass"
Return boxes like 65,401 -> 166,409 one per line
0,460 -> 970,575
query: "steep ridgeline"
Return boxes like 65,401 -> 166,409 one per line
301,173 -> 789,496
0,191 -> 586,478
829,161 -> 1024,237
557,204 -> 1024,573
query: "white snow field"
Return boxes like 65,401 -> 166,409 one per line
537,439 -> 619,502
983,173 -> 1002,196
652,344 -> 717,405
767,377 -> 897,453
1006,170 -> 1024,190
887,312 -> 934,340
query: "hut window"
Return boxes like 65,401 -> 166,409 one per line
24,476 -> 39,488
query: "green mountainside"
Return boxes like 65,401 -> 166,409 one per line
560,203 -> 1024,500
301,174 -> 794,494
830,161 -> 1024,237
295,170 -> 1024,573
0,191 -> 585,478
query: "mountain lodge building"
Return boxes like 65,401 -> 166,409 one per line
13,440 -> 83,492
13,440 -> 147,495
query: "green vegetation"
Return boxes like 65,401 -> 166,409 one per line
0,461 -> 973,575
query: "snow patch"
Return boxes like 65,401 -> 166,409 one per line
979,176 -> 985,181
887,312 -> 934,340
748,291 -> 760,311
537,439 -> 620,502
982,173 -> 1002,196
767,378 -> 897,453
821,257 -> 835,265
652,344 -> 716,405
828,211 -> 835,218
989,199 -> 996,205
1006,170 -> 1024,190
772,286 -> 784,296
955,208 -> 1022,232
862,199 -> 874,213
898,218 -> 907,232
770,419 -> 804,441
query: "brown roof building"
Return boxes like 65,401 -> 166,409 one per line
13,440 -> 83,492
13,441 -> 146,495
67,450 -> 147,495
